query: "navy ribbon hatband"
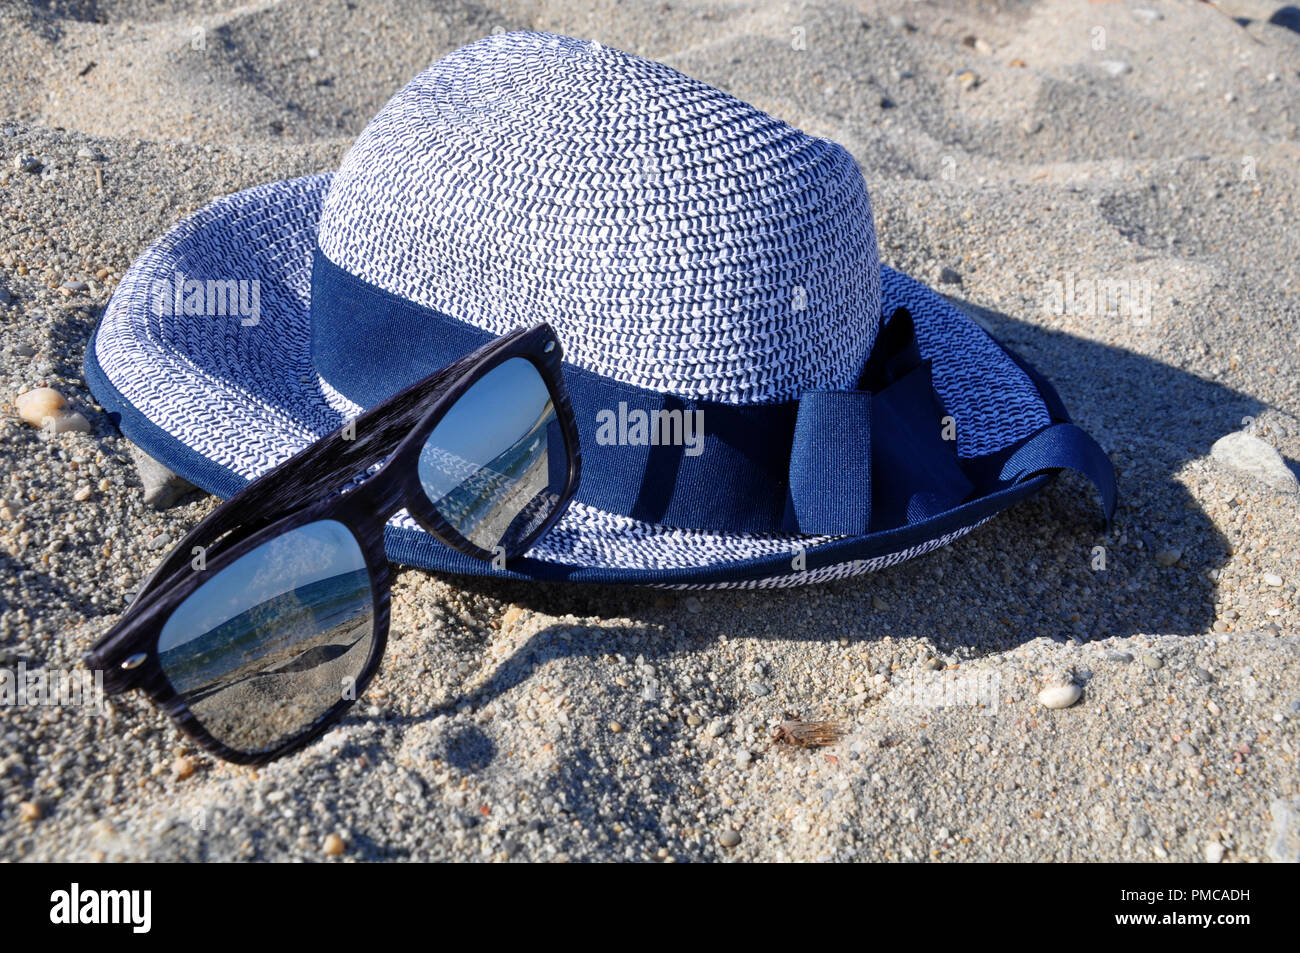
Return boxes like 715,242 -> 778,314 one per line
311,248 -> 1116,536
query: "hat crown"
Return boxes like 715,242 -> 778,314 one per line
318,31 -> 881,404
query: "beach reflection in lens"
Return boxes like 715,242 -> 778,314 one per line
157,519 -> 374,754
418,357 -> 565,553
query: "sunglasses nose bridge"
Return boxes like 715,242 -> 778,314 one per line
344,440 -> 414,530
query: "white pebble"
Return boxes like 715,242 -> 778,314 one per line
44,412 -> 91,434
1204,841 -> 1224,863
1038,682 -> 1082,709
1210,432 -> 1299,492
1263,573 -> 1284,587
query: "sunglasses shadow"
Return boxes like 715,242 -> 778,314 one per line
377,298 -> 1284,731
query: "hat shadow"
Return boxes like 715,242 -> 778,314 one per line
387,295 -> 1275,722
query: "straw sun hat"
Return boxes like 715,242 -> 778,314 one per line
84,31 -> 1113,588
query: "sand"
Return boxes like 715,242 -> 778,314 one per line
1,0 -> 1297,862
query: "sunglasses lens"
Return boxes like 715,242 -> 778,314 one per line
418,356 -> 567,555
157,519 -> 375,755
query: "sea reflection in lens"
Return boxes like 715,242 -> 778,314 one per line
157,519 -> 374,753
418,357 -> 565,553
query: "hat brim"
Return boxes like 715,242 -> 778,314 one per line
86,174 -> 1061,589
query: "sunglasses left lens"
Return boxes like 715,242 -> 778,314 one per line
156,519 -> 375,755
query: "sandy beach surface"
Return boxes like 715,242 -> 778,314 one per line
1,0 -> 1298,862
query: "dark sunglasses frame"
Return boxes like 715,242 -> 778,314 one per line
84,322 -> 580,765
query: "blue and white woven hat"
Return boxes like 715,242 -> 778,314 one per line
85,31 -> 1114,589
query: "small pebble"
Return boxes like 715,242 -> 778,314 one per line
1142,654 -> 1164,670
1099,61 -> 1132,77
73,486 -> 93,502
128,444 -> 199,509
44,412 -> 92,434
322,833 -> 346,856
15,387 -> 67,427
1107,650 -> 1134,663
1155,547 -> 1182,567
1177,741 -> 1198,757
1210,432 -> 1299,492
1263,573 -> 1283,587
706,718 -> 728,738
13,156 -> 41,173
956,70 -> 979,91
718,829 -> 741,848
173,756 -> 196,780
938,267 -> 962,285
608,721 -> 623,733
1038,682 -> 1082,709
735,749 -> 753,768
1204,841 -> 1224,863
19,801 -> 42,822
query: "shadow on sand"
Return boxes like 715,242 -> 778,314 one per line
377,298 -> 1277,739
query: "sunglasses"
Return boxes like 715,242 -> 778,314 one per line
85,322 -> 581,764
